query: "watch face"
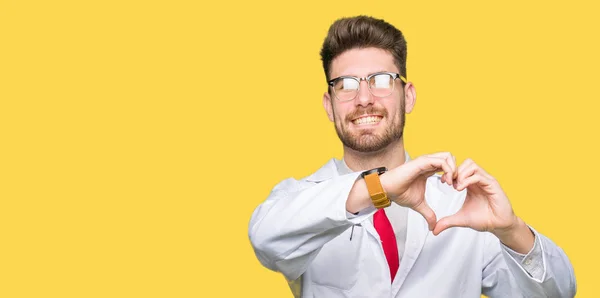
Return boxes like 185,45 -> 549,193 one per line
361,167 -> 387,178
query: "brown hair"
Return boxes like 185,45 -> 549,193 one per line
320,15 -> 407,82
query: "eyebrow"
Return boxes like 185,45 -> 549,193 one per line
335,70 -> 391,78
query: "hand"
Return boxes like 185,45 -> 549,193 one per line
382,152 -> 458,231
432,159 -> 519,237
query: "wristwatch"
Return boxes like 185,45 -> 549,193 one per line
360,167 -> 391,209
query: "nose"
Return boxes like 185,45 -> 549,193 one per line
355,79 -> 374,107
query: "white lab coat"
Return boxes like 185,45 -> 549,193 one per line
249,159 -> 576,297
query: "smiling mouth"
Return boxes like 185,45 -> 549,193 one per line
352,115 -> 383,125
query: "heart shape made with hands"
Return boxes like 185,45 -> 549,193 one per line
428,157 -> 517,237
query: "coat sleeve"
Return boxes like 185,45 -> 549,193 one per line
481,227 -> 577,297
248,173 -> 375,281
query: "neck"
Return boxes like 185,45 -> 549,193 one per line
342,138 -> 407,172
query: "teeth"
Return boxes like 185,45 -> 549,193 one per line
353,116 -> 382,125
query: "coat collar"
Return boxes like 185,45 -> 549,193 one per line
304,151 -> 412,182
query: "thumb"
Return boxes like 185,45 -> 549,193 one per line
412,200 -> 437,231
433,214 -> 468,236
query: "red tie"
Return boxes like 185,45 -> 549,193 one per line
374,209 -> 399,282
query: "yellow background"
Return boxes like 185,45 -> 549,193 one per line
1,0 -> 598,297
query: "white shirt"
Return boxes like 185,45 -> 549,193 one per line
249,156 -> 577,297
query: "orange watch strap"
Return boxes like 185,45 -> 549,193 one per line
364,172 -> 391,209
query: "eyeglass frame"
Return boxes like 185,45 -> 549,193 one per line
327,72 -> 408,102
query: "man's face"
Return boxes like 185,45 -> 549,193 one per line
323,47 -> 415,153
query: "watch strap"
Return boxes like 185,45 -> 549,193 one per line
362,167 -> 391,209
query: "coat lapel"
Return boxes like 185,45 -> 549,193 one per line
391,178 -> 441,294
391,209 -> 430,291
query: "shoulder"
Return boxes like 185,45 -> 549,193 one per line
272,158 -> 341,192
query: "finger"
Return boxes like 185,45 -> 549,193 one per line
458,158 -> 494,180
412,200 -> 437,231
446,154 -> 457,185
433,213 -> 468,236
456,159 -> 497,190
452,155 -> 458,180
456,173 -> 493,192
440,155 -> 456,186
440,165 -> 451,185
419,157 -> 454,181
456,158 -> 474,177
408,156 -> 444,176
426,152 -> 453,159
426,152 -> 456,185
456,160 -> 478,188
453,158 -> 470,189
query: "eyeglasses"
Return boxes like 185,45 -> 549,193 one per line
327,72 -> 407,102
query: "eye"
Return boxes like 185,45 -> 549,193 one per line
371,74 -> 393,89
335,78 -> 359,91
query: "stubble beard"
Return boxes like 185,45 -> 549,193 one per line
333,103 -> 405,153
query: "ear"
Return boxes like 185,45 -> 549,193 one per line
323,92 -> 334,122
403,82 -> 416,114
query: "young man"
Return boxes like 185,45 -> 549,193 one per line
248,16 -> 576,297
